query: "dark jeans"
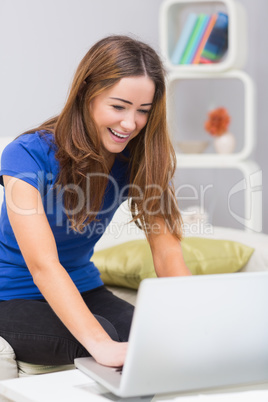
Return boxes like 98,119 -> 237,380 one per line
0,286 -> 134,365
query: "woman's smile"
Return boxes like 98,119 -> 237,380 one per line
108,127 -> 133,142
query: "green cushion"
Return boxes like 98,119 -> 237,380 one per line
92,238 -> 254,290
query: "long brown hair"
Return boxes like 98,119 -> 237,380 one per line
28,35 -> 183,240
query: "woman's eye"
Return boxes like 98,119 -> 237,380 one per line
112,105 -> 124,110
138,109 -> 150,115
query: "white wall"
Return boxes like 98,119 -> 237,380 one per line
0,0 -> 161,135
0,0 -> 267,233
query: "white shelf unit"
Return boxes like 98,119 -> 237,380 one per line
167,69 -> 256,163
159,0 -> 247,72
159,0 -> 262,232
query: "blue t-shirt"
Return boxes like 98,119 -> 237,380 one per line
0,132 -> 130,300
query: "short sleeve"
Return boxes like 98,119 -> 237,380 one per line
0,134 -> 53,192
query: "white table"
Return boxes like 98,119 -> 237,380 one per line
1,369 -> 268,402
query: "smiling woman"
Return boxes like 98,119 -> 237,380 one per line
0,35 -> 190,371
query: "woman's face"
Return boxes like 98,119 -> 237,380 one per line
90,76 -> 155,156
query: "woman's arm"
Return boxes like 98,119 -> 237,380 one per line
3,175 -> 127,367
147,217 -> 192,277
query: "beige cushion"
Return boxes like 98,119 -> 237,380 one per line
92,238 -> 254,290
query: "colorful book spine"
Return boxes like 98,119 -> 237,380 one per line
201,12 -> 228,61
186,14 -> 210,64
180,14 -> 207,64
192,14 -> 218,64
171,13 -> 198,65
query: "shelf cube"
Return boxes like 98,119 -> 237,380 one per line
159,0 -> 247,72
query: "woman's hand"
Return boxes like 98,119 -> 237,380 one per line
90,339 -> 128,367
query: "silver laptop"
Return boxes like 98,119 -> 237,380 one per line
75,272 -> 268,398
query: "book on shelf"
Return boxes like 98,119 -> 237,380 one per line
180,14 -> 208,64
193,14 -> 218,64
171,11 -> 228,65
171,13 -> 198,65
186,14 -> 210,64
200,12 -> 228,62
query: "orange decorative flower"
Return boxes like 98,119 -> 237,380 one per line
204,107 -> 231,137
